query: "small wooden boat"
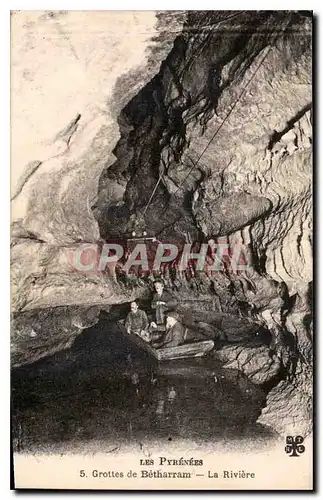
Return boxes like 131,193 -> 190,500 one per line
117,321 -> 214,361
156,340 -> 214,361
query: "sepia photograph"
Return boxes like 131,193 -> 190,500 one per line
10,9 -> 313,490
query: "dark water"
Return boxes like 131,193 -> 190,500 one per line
11,319 -> 273,454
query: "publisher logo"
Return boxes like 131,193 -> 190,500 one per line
285,436 -> 305,457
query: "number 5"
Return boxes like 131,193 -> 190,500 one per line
80,470 -> 85,477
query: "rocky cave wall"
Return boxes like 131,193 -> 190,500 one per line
11,10 -> 186,361
11,11 -> 312,436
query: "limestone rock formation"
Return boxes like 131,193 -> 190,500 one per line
11,305 -> 102,367
11,10 -> 185,331
11,11 -> 312,437
215,344 -> 281,385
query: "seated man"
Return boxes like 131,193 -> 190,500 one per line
125,301 -> 149,339
152,311 -> 186,349
151,279 -> 178,330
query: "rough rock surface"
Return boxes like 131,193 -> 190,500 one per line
11,305 -> 104,367
215,344 -> 281,385
11,11 -> 312,437
11,12 -> 185,320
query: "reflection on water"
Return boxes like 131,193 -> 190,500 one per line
11,320 -> 273,453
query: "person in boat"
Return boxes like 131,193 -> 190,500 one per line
151,279 -> 178,329
151,311 -> 185,349
125,301 -> 149,338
